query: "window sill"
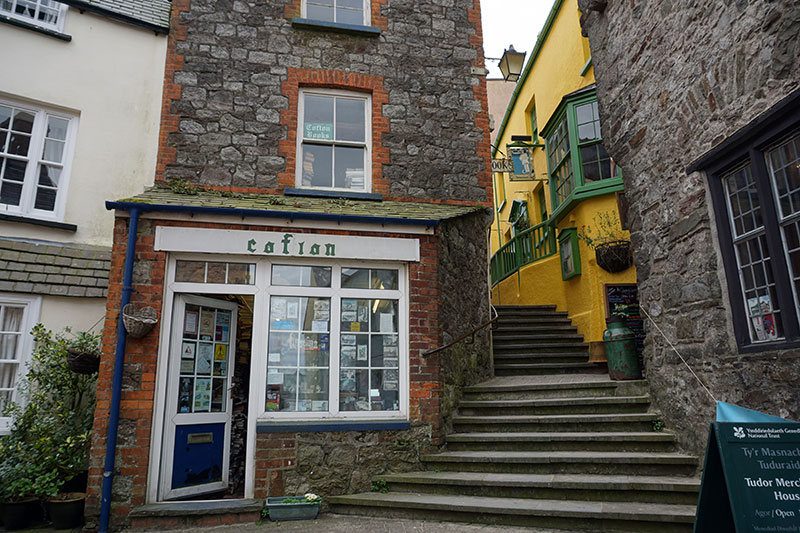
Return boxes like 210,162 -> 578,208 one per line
0,212 -> 77,232
284,188 -> 383,201
257,419 -> 410,433
0,14 -> 71,41
291,17 -> 381,37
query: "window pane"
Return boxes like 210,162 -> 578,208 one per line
47,116 -> 69,141
371,369 -> 399,411
335,98 -> 365,142
227,263 -> 254,284
175,260 -> 206,282
723,165 -> 762,238
301,143 -> 333,187
338,0 -> 362,8
8,133 -> 30,156
336,6 -> 363,25
11,109 -> 34,133
768,131 -> 800,220
0,180 -> 23,206
34,185 -> 57,211
342,268 -> 370,288
271,265 -> 332,287
0,106 -> 11,129
2,306 -> 23,332
0,362 -> 18,387
372,269 -> 398,290
206,262 -> 227,283
0,334 -> 19,360
304,95 -> 334,140
334,145 -> 365,189
4,158 -> 27,182
298,368 -> 329,411
307,2 -> 334,21
42,139 -> 65,162
38,164 -> 61,187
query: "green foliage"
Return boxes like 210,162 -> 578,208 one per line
653,419 -> 665,432
0,325 -> 98,501
163,179 -> 286,204
576,210 -> 627,249
66,330 -> 101,356
370,478 -> 389,494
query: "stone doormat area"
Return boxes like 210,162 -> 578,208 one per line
137,514 -> 578,532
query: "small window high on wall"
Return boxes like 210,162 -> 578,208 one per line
303,0 -> 368,26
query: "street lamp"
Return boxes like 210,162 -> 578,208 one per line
498,45 -> 526,82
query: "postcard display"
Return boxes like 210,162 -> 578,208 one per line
179,304 -> 232,414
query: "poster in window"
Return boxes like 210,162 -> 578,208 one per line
380,313 -> 394,333
178,377 -> 193,413
350,322 -> 361,332
341,345 -> 357,366
266,386 -> 280,411
213,360 -> 227,377
312,400 -> 328,411
342,310 -> 357,322
304,123 -> 333,140
271,299 -> 287,321
199,309 -> 215,340
268,352 -> 281,363
340,370 -> 356,392
214,344 -> 227,361
342,300 -> 357,312
181,342 -> 195,359
357,344 -> 368,361
215,325 -> 229,343
312,320 -> 328,332
286,301 -> 299,319
193,378 -> 211,412
320,334 -> 329,351
183,311 -> 198,336
748,296 -> 778,341
313,299 -> 329,320
196,343 -> 213,374
383,335 -> 397,346
273,320 -> 297,330
357,305 -> 369,324
180,359 -> 195,374
267,370 -> 284,385
341,334 -> 356,346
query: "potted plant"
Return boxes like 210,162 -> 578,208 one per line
0,325 -> 97,529
66,329 -> 101,374
0,438 -> 59,530
264,493 -> 322,522
576,210 -> 632,273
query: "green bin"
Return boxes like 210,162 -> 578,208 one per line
603,316 -> 641,380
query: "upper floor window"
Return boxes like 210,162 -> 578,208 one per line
1,0 -> 67,32
0,98 -> 77,221
542,91 -> 621,213
297,89 -> 370,192
303,0 -> 367,26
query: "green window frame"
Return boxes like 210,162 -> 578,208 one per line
558,227 -> 581,280
530,106 -> 538,144
542,90 -> 624,221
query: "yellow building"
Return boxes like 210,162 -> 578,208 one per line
490,0 -> 637,347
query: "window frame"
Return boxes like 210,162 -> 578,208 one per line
0,0 -> 68,32
542,90 -> 623,221
295,88 -> 372,193
0,97 -> 78,222
558,227 -> 581,280
0,293 -> 42,435
702,100 -> 800,352
301,0 -> 370,27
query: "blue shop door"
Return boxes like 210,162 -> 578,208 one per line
160,295 -> 238,500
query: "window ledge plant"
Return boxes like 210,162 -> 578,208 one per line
264,493 -> 322,522
576,210 -> 632,273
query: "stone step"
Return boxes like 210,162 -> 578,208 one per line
494,342 -> 589,353
452,412 -> 661,433
420,450 -> 698,476
495,316 -> 574,325
494,362 -> 607,376
493,333 -> 585,343
458,396 -> 650,416
445,431 -> 676,453
376,471 -> 700,505
493,324 -> 578,334
328,492 -> 695,532
463,379 -> 619,400
494,352 -> 591,364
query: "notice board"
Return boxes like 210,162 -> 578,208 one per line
695,422 -> 800,532
604,284 -> 644,359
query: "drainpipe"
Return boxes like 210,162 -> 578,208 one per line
99,208 -> 140,533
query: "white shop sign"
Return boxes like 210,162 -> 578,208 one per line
154,227 -> 420,262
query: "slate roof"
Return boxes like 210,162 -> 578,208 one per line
108,187 -> 487,225
0,238 -> 111,298
60,0 -> 171,32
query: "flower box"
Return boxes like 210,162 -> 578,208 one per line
266,495 -> 320,522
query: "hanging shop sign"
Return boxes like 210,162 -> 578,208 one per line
155,227 -> 420,261
508,144 -> 534,180
491,158 -> 513,173
695,422 -> 800,532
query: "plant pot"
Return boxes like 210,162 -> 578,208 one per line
3,498 -> 40,531
46,492 -> 85,530
67,349 -> 100,374
595,240 -> 632,273
266,496 -> 320,521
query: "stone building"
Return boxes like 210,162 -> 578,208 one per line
0,1 -> 168,431
88,0 -> 493,529
578,0 -> 800,454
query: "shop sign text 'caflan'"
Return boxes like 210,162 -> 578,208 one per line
154,227 -> 420,262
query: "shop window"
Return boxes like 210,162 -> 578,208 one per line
693,90 -> 800,351
302,0 -> 367,26
0,294 -> 40,433
297,89 -> 370,192
1,0 -> 67,32
175,260 -> 255,284
0,98 -> 77,221
559,227 -> 580,280
542,89 -> 622,214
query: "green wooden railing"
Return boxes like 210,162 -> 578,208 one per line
490,220 -> 557,285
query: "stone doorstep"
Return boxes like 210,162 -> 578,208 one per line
452,413 -> 658,424
458,396 -> 650,408
464,378 -> 616,393
130,499 -> 263,517
445,431 -> 676,442
419,451 -> 698,465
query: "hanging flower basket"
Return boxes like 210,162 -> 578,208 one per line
595,240 -> 632,273
67,349 -> 100,374
122,304 -> 158,339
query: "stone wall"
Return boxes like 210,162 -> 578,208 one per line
156,0 -> 492,204
578,0 -> 800,455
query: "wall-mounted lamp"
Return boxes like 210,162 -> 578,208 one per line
498,45 -> 526,82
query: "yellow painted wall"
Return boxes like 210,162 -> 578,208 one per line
489,0 -> 636,344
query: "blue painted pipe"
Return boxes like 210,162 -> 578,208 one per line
99,208 -> 140,533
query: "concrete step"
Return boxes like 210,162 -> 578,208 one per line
493,333 -> 585,343
493,324 -> 578,334
376,471 -> 700,505
452,412 -> 661,433
445,431 -> 676,453
420,450 -> 698,476
458,396 -> 650,416
328,492 -> 695,532
494,342 -> 589,353
494,362 -> 607,376
495,316 -> 574,325
463,378 -> 619,400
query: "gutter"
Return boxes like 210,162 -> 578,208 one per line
99,208 -> 140,533
105,200 -> 445,228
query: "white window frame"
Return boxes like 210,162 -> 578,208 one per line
0,0 -> 68,33
0,293 -> 42,435
301,0 -> 369,26
295,88 -> 372,193
0,96 -> 78,222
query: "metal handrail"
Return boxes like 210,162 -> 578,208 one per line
422,305 -> 498,357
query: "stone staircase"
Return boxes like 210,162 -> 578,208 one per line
329,305 -> 700,531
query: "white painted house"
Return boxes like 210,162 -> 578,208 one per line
0,0 -> 169,429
